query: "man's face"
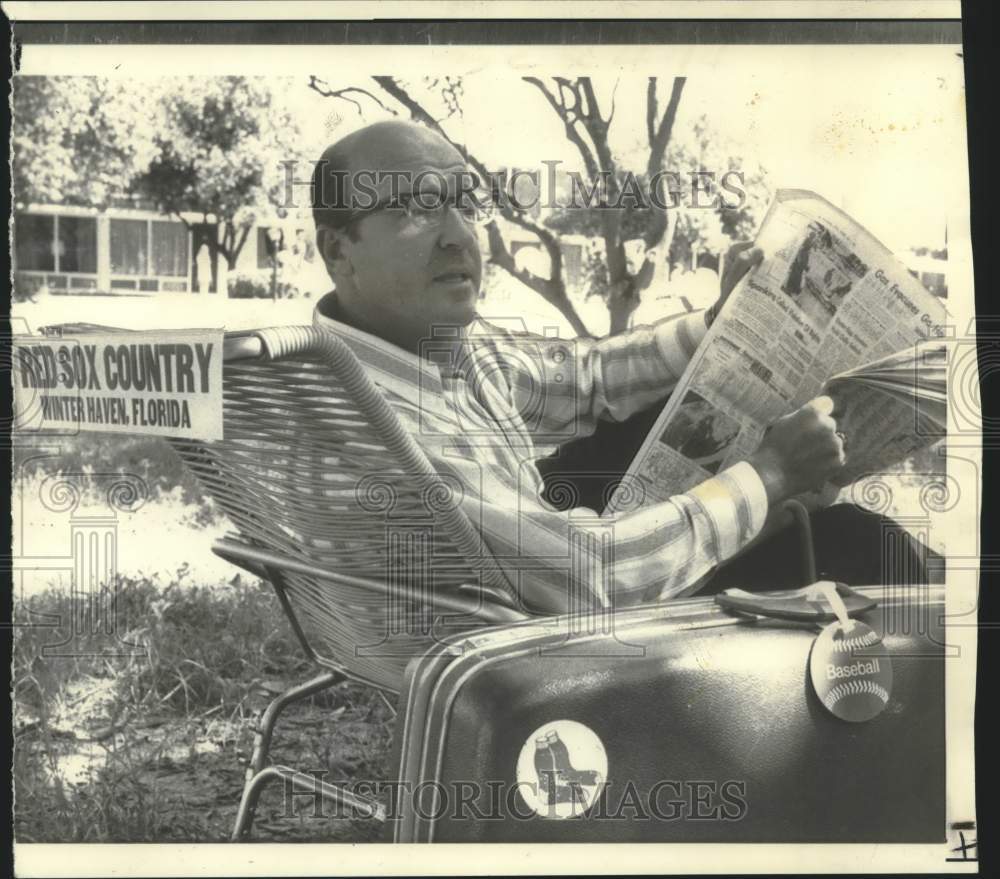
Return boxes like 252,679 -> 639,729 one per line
334,130 -> 484,341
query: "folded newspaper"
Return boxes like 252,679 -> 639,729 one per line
605,189 -> 949,514
823,341 -> 947,486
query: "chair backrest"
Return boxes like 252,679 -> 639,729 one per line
169,325 -> 523,692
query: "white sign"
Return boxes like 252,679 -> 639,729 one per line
12,330 -> 225,440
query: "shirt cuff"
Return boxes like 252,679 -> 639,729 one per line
685,460 -> 770,561
652,310 -> 710,377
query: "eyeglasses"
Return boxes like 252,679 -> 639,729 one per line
345,190 -> 497,230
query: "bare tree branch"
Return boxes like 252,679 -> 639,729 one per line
501,209 -> 568,293
646,78 -> 657,148
647,76 -> 686,177
523,76 -> 600,181
485,222 -> 549,293
553,77 -> 582,123
437,75 -> 464,120
485,223 -> 590,338
371,75 -> 450,135
307,76 -> 396,117
607,77 -> 620,127
576,78 -> 614,174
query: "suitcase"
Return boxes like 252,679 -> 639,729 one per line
389,584 -> 945,842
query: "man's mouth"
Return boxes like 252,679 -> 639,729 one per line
432,271 -> 474,284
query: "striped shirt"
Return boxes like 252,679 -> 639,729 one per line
313,294 -> 768,613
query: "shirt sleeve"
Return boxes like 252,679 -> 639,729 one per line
434,442 -> 769,613
497,310 -> 709,443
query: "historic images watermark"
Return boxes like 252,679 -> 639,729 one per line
279,776 -> 750,823
280,162 -> 748,214
8,454 -> 150,660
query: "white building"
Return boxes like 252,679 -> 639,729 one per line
12,202 -> 324,300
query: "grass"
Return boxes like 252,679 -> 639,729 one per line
14,571 -> 302,716
13,569 -> 395,843
12,432 -> 400,842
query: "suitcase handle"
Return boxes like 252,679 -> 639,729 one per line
713,499 -> 877,622
715,581 -> 877,622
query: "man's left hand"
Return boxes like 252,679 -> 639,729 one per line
707,240 -> 765,327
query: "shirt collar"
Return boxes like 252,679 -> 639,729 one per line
312,291 -> 480,421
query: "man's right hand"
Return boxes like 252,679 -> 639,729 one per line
748,396 -> 846,505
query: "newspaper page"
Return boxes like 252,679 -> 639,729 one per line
606,189 -> 950,512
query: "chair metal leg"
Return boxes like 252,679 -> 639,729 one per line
232,765 -> 386,840
232,669 -> 346,841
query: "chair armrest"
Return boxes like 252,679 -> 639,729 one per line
212,540 -> 270,580
211,538 -> 530,626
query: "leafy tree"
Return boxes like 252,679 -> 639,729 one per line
13,76 -> 307,285
661,115 -> 771,277
135,77 -> 307,272
12,76 -> 155,209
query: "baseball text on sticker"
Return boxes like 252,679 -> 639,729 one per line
809,619 -> 893,722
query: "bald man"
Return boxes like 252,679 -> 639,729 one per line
306,121 -> 930,612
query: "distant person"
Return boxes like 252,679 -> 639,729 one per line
195,244 -> 212,294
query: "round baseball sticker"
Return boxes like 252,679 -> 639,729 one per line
809,619 -> 893,722
515,720 -> 608,819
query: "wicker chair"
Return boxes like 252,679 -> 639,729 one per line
40,322 -> 533,840
171,325 -> 540,839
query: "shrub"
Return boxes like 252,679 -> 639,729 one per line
227,270 -> 304,299
13,432 -> 215,520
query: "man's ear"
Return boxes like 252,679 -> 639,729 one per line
317,225 -> 350,278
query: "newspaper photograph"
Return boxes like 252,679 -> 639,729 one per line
4,2 -> 986,878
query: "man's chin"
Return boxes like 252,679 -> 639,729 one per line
432,287 -> 480,327
428,305 -> 478,334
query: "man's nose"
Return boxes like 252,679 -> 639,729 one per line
435,203 -> 479,250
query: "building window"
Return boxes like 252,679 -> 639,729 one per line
57,216 -> 97,274
110,218 -> 148,275
14,214 -> 55,271
152,221 -> 189,277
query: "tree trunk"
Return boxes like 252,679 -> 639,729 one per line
547,286 -> 592,338
217,221 -> 252,271
607,272 -> 638,335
